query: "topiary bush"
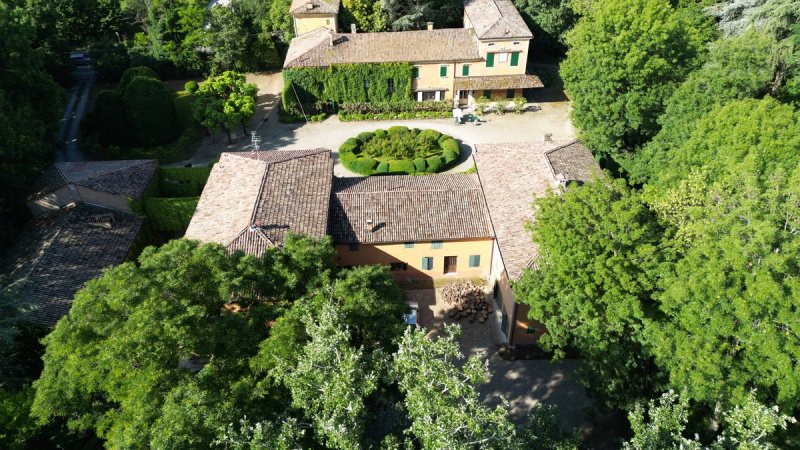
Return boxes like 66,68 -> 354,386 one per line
91,90 -> 134,148
185,80 -> 199,93
351,158 -> 378,175
357,131 -> 375,142
339,127 -> 460,176
123,76 -> 179,147
425,156 -> 443,172
118,66 -> 159,93
389,160 -> 416,174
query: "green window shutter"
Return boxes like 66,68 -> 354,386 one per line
483,89 -> 491,98
462,65 -> 470,76
440,65 -> 447,77
412,67 -> 420,79
510,52 -> 519,66
486,53 -> 494,67
422,257 -> 433,270
468,255 -> 480,267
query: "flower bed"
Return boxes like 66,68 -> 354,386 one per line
339,127 -> 461,175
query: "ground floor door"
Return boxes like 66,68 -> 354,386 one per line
458,89 -> 469,106
444,256 -> 457,274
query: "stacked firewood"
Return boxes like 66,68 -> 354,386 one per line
442,282 -> 492,324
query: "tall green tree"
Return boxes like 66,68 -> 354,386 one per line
513,0 -> 576,54
645,99 -> 800,412
629,30 -> 779,183
271,300 -> 382,449
624,391 -> 797,449
29,238 -> 322,448
393,325 -> 519,449
0,1 -> 64,248
560,0 -> 704,158
515,177 -> 668,409
207,1 -> 281,73
127,0 -> 208,77
193,71 -> 257,143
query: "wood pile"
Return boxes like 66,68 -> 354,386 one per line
442,282 -> 492,324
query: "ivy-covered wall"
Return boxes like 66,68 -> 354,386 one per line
283,63 -> 413,113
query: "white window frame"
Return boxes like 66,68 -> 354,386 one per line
497,52 -> 508,63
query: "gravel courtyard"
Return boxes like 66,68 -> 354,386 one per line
176,69 -> 577,174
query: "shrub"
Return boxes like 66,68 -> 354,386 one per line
351,158 -> 378,175
388,126 -> 409,135
123,76 -> 179,147
158,166 -> 213,197
339,138 -> 362,155
389,160 -> 416,174
185,80 -> 199,93
475,96 -> 490,115
357,132 -> 375,142
493,96 -> 508,116
513,96 -> 526,114
413,158 -> 427,172
118,66 -> 159,93
376,162 -> 389,173
425,156 -> 443,172
440,138 -> 460,156
442,151 -> 459,165
143,197 -> 199,234
374,129 -> 387,138
91,90 -> 133,148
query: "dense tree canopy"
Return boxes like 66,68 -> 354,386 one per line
0,1 -> 64,248
560,0 -> 704,158
515,177 -> 668,409
630,30 -> 779,182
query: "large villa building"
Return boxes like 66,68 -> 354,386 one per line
284,0 -> 543,106
185,141 -> 599,346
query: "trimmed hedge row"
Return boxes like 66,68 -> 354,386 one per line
159,166 -> 213,197
144,197 -> 199,233
339,127 -> 461,176
339,111 -> 451,121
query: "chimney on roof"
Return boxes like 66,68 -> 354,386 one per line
544,133 -> 553,142
351,23 -> 357,34
329,29 -> 334,46
366,219 -> 374,232
427,21 -> 434,31
305,1 -> 314,9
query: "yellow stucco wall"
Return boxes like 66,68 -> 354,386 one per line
471,39 -> 530,77
293,14 -> 337,35
411,62 -> 457,100
335,238 -> 494,279
488,241 -> 543,346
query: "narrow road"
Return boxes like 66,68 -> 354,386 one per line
54,65 -> 95,163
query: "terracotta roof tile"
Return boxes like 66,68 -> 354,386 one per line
284,28 -> 481,68
328,174 -> 494,244
1,203 -> 143,326
545,141 -> 601,183
454,74 -> 543,91
185,150 -> 333,253
464,0 -> 532,39
28,160 -> 157,200
290,0 -> 340,15
473,141 -> 598,281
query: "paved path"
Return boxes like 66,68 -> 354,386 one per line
179,88 -> 576,176
406,288 -> 591,433
54,65 -> 95,163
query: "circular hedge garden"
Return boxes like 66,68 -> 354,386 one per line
338,126 -> 461,175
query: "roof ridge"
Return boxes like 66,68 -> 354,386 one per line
543,139 -> 581,155
250,161 -> 272,225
